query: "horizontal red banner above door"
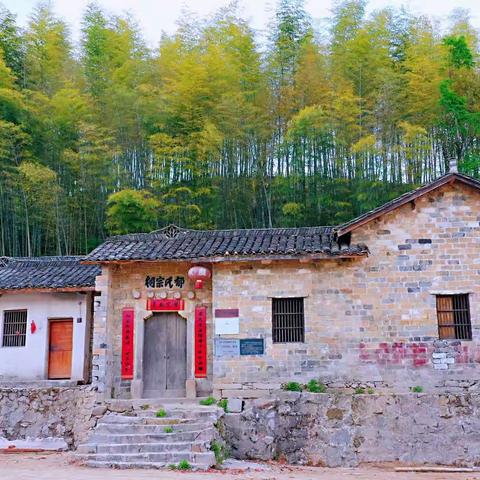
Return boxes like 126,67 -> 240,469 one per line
146,298 -> 185,311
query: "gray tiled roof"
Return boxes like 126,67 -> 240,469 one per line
0,256 -> 100,291
85,225 -> 368,262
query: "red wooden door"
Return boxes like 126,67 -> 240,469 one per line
48,320 -> 73,379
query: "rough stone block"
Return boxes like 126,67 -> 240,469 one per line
186,379 -> 196,399
228,398 -> 243,413
91,405 -> 107,416
252,383 -> 282,390
222,389 -> 268,398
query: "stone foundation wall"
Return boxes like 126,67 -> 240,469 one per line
222,391 -> 480,467
0,386 -> 99,447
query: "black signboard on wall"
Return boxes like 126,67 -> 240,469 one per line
240,338 -> 264,355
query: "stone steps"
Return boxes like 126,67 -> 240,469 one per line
88,430 -> 213,444
76,404 -> 222,470
81,451 -> 215,464
85,456 -> 215,470
78,440 -> 208,454
93,422 -> 211,434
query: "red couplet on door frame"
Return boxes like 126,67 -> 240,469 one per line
195,305 -> 207,378
121,308 -> 135,379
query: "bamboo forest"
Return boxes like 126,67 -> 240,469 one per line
0,0 -> 479,256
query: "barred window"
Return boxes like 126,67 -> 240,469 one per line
2,310 -> 27,347
272,297 -> 305,343
436,295 -> 472,340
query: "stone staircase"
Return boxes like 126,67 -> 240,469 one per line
76,401 -> 223,470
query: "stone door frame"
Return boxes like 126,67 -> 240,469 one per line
130,306 -> 195,398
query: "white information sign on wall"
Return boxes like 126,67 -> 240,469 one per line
215,317 -> 240,335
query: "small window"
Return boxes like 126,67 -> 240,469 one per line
272,297 -> 305,343
2,310 -> 27,347
436,295 -> 472,340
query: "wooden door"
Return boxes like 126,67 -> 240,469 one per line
48,320 -> 73,379
143,313 -> 187,398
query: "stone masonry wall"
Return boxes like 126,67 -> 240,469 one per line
212,183 -> 480,396
0,386 -> 98,447
95,262 -> 213,399
223,391 -> 480,467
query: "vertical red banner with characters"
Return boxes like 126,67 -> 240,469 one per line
121,308 -> 135,379
195,305 -> 207,378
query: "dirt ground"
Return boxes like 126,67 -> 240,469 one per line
1,453 -> 480,480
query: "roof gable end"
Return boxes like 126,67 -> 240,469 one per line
335,173 -> 480,237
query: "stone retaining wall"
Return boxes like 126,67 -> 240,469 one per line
222,391 -> 480,467
0,386 -> 99,447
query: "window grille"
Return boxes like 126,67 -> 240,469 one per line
436,294 -> 472,340
2,310 -> 27,347
272,297 -> 305,343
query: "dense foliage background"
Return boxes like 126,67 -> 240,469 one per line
0,0 -> 479,256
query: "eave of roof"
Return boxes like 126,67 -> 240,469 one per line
0,287 -> 95,294
335,172 -> 480,236
83,251 -> 369,265
0,256 -> 100,291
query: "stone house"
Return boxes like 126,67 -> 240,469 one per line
84,170 -> 480,399
0,256 -> 99,383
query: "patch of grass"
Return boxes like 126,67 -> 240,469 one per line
199,396 -> 216,406
211,439 -> 229,465
411,386 -> 423,393
217,398 -> 228,412
306,379 -> 327,393
177,459 -> 192,470
139,404 -> 150,410
167,463 -> 177,470
367,388 -> 375,395
155,408 -> 167,418
163,426 -> 173,433
282,381 -> 302,392
354,387 -> 366,394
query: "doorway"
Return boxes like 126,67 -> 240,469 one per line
48,319 -> 73,379
143,313 -> 187,397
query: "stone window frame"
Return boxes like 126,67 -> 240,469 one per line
271,297 -> 306,344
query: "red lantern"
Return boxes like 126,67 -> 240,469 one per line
188,266 -> 211,290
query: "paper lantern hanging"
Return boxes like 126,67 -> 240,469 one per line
188,266 -> 211,290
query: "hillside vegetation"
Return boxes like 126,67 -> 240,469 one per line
0,0 -> 479,256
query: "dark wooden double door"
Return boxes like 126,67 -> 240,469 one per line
143,313 -> 187,398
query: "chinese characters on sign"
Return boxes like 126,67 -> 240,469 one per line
121,308 -> 134,379
215,338 -> 240,357
145,275 -> 185,288
195,305 -> 207,378
240,338 -> 264,355
146,298 -> 185,311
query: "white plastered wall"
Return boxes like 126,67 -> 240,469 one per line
0,291 -> 92,382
